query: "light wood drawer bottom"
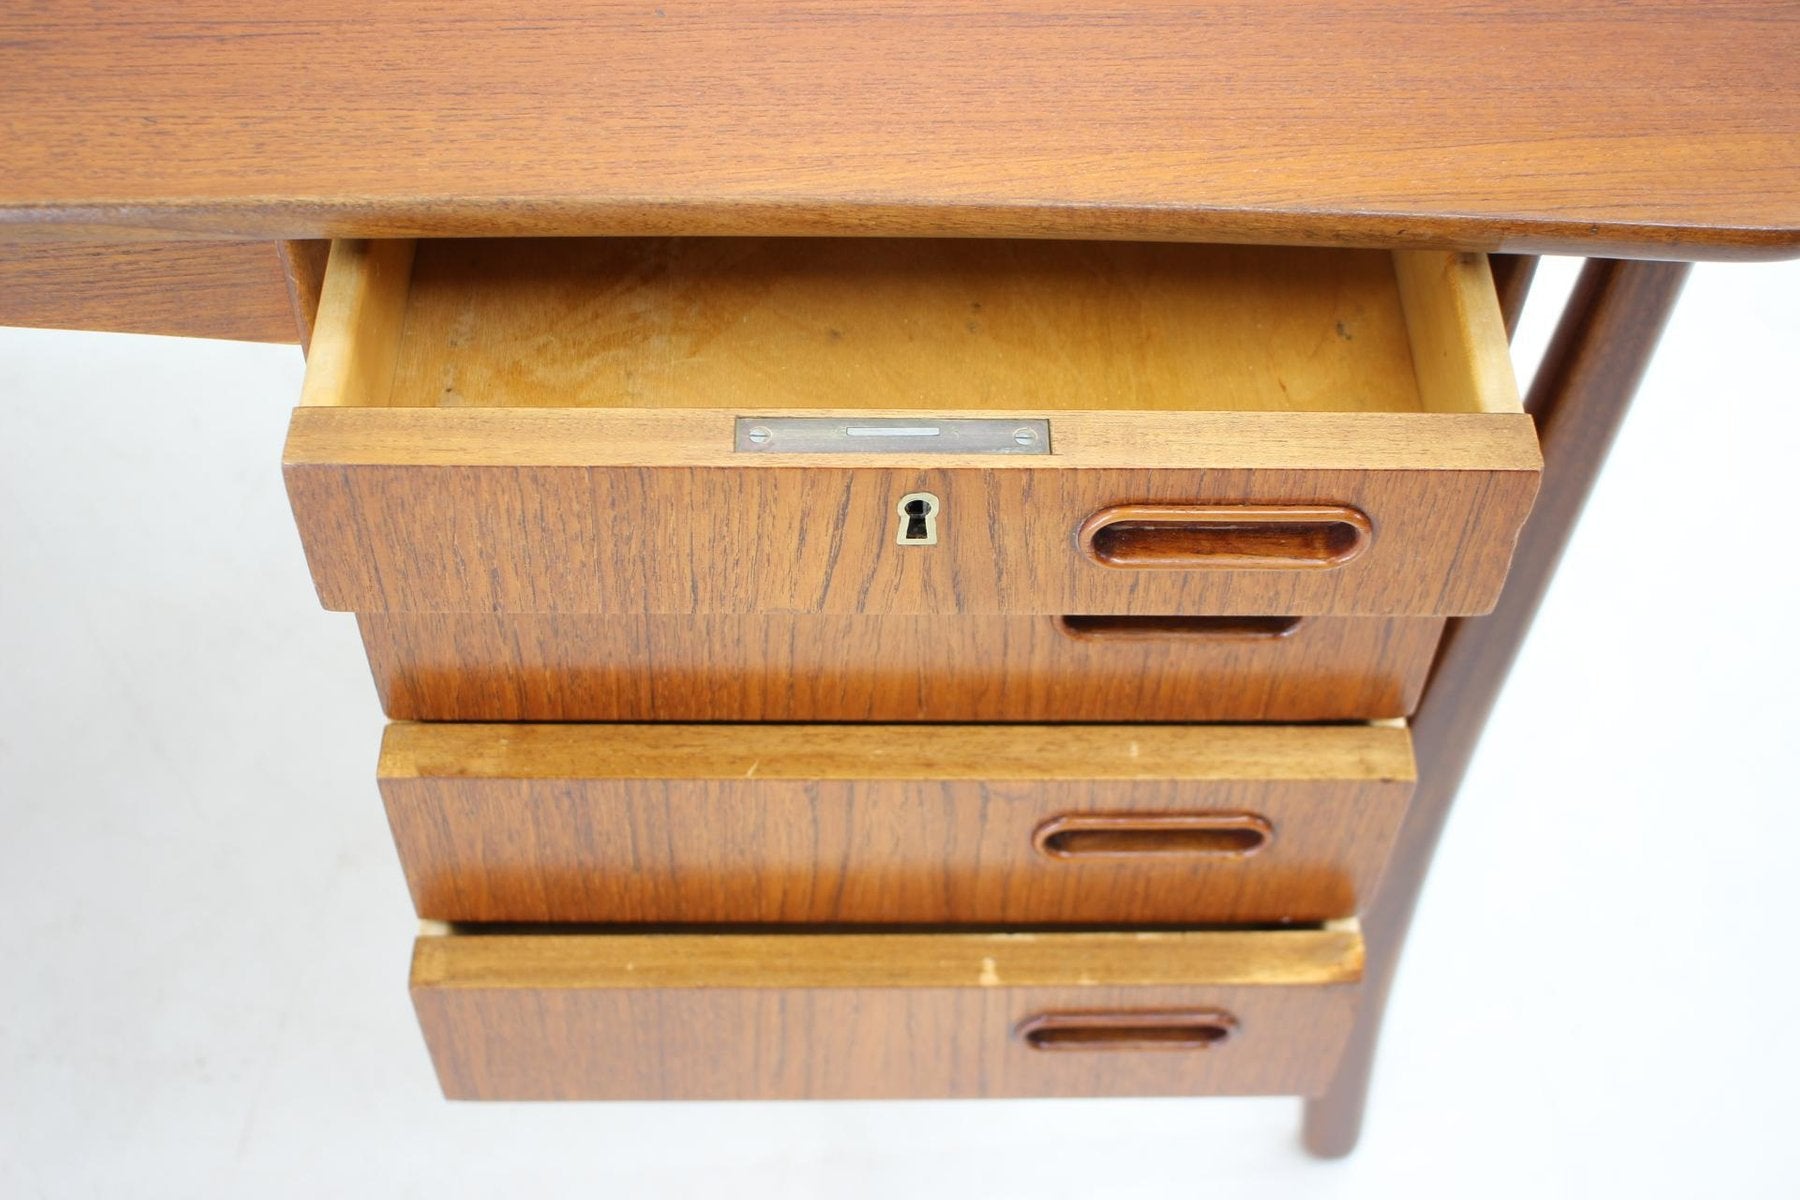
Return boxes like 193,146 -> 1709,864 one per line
411,928 -> 1364,1101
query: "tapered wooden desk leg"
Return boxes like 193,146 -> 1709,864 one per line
1489,255 -> 1539,337
279,239 -> 331,352
1302,258 -> 1692,1158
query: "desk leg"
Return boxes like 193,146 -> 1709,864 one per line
279,239 -> 331,352
1302,257 -> 1691,1158
1490,254 -> 1539,336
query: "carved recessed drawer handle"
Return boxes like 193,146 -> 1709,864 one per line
1017,1010 -> 1239,1052
1055,614 -> 1305,641
1033,812 -> 1273,859
1077,504 -> 1372,570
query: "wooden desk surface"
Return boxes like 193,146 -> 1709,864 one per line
3,1 -> 1797,259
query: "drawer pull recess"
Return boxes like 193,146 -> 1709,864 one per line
1055,614 -> 1305,641
1078,504 -> 1372,570
1017,1010 -> 1239,1052
1033,813 -> 1273,859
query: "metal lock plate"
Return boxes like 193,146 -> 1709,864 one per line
734,416 -> 1051,454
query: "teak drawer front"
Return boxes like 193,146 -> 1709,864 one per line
284,239 -> 1539,618
361,612 -> 1445,722
411,928 -> 1364,1101
379,723 -> 1415,925
0,239 -> 299,343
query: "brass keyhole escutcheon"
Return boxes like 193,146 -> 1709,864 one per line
895,492 -> 940,546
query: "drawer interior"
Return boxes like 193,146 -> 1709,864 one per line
302,238 -> 1520,416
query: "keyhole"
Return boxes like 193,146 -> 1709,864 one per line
896,492 -> 940,546
904,499 -> 930,540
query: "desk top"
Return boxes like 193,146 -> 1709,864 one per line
4,1 -> 1797,259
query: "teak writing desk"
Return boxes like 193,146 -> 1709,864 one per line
4,0 -> 1796,1156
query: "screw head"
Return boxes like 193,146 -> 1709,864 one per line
1013,426 -> 1037,446
746,425 -> 773,446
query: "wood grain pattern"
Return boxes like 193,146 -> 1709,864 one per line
1490,256 -> 1540,340
1393,252 -> 1521,415
0,239 -> 295,341
4,3 -> 1796,259
381,722 -> 1416,783
286,405 -> 1540,470
286,449 -> 1538,616
1304,260 -> 1694,1156
278,240 -> 331,350
413,928 -> 1365,990
1078,504 -> 1372,571
301,239 -> 1524,424
296,240 -> 413,409
378,722 -> 1414,925
410,928 -> 1363,1100
386,239 -> 1430,412
286,239 -> 1537,615
358,612 -> 1446,722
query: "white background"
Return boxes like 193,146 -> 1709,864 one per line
2,256 -> 1796,1197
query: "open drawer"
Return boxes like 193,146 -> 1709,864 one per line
284,238 -> 1539,616
411,926 -> 1364,1100
378,721 -> 1414,926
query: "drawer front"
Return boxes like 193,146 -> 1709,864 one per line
379,723 -> 1415,925
411,929 -> 1364,1100
282,239 -> 1539,619
286,417 -> 1538,616
0,239 -> 298,342
361,612 -> 1445,722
